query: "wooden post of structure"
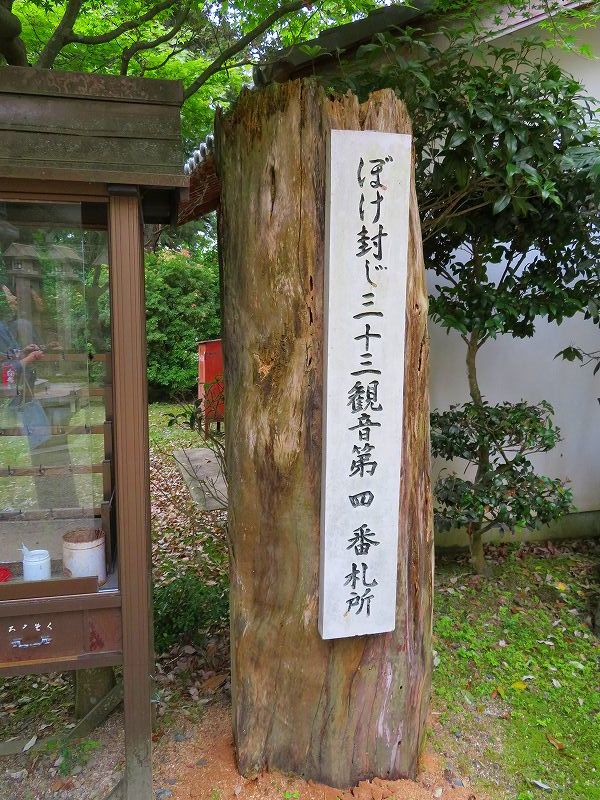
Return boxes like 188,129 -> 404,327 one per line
109,189 -> 153,799
75,666 -> 116,719
215,81 -> 433,788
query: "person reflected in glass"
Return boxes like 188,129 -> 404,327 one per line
0,291 -> 44,395
0,290 -> 48,449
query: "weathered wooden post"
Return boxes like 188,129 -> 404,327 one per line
216,80 -> 432,789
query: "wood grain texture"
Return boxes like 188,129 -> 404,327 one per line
0,66 -> 183,104
108,192 -> 153,799
216,80 -> 432,788
0,66 -> 186,188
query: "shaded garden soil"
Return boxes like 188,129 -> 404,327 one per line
153,701 -> 485,800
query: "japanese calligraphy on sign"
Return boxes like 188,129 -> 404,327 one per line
319,130 -> 412,640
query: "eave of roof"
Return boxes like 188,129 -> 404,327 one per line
178,135 -> 220,224
481,0 -> 590,41
180,2 -> 436,219
254,1 -> 434,86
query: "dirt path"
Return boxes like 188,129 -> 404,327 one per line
153,702 -> 486,800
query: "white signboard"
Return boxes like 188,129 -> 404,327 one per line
319,129 -> 412,640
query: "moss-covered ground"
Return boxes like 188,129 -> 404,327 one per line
433,542 -> 599,799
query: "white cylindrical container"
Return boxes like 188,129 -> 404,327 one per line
22,548 -> 51,581
62,529 -> 106,586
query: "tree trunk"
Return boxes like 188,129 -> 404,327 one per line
466,330 -> 491,575
75,667 -> 116,720
0,3 -> 28,66
466,331 -> 483,407
216,80 -> 432,789
468,528 -> 489,577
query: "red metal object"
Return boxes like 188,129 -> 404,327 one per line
1,363 -> 16,386
0,566 -> 12,582
198,339 -> 224,429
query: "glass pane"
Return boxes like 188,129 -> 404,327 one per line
0,201 -> 115,594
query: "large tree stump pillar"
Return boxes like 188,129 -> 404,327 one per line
215,80 -> 432,789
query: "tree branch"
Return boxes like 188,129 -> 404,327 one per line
34,0 -> 179,69
35,0 -> 83,68
183,0 -> 309,100
140,41 -> 191,74
71,0 -> 178,45
496,250 -> 527,295
120,2 -> 190,75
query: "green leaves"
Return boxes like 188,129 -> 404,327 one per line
555,346 -> 584,363
433,461 -> 574,536
145,244 -> 221,398
493,194 -> 511,215
431,401 -> 562,464
332,30 -> 600,346
431,401 -> 573,537
449,130 -> 468,148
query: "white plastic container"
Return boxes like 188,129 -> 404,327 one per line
63,529 -> 106,586
22,547 -> 51,581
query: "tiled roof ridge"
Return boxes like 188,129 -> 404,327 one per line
184,133 -> 215,176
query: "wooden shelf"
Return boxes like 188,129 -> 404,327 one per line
0,425 -> 104,437
0,464 -> 104,478
0,506 -> 100,522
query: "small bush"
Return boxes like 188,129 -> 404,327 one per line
145,248 -> 220,399
153,571 -> 229,653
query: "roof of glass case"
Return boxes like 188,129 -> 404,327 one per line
0,66 -> 188,189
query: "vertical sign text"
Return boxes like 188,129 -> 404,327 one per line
319,130 -> 412,639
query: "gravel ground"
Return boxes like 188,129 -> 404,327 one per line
0,711 -> 124,800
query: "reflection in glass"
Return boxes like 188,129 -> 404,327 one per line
0,202 -> 115,593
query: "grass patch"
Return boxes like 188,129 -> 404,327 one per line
153,571 -> 229,652
0,672 -> 73,740
148,402 -> 202,454
433,544 -> 600,799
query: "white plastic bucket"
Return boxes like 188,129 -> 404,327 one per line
22,548 -> 51,581
62,529 -> 106,586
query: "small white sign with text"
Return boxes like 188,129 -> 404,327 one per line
319,129 -> 412,640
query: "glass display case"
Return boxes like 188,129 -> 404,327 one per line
0,201 -> 116,598
0,65 -> 187,799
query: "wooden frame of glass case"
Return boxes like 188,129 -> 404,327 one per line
0,66 -> 188,799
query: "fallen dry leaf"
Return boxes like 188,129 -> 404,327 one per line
200,673 -> 227,693
546,734 -> 565,751
511,680 -> 528,692
51,778 -> 75,792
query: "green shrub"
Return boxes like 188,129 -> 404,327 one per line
145,248 -> 220,399
153,571 -> 229,652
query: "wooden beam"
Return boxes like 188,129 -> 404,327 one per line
0,576 -> 98,602
0,592 -> 120,617
0,464 -> 103,478
0,425 -> 104,437
0,650 -> 121,678
0,506 -> 100,521
69,682 -> 124,741
36,353 -> 108,363
108,190 -> 153,800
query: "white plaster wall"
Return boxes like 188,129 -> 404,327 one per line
429,23 -> 600,513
